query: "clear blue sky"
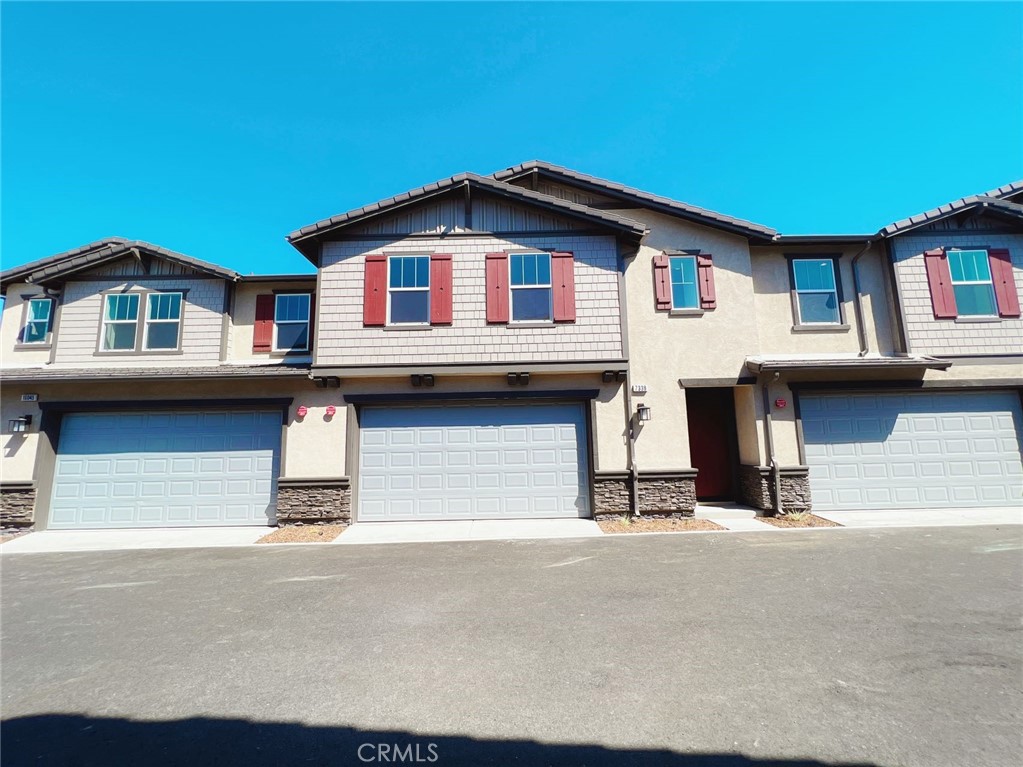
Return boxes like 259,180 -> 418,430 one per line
3,2 -> 1021,275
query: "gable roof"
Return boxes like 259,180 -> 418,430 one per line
491,160 -> 778,240
0,238 -> 240,289
880,180 -> 1023,237
286,172 -> 648,261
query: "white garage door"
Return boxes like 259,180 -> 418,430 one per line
49,411 -> 281,529
801,390 -> 1023,511
358,403 -> 590,521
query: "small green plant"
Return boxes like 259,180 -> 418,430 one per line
618,514 -> 633,526
783,511 -> 809,522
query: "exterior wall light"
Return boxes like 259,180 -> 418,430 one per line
8,415 -> 32,433
636,404 -> 652,422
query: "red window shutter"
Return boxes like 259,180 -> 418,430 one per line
697,253 -> 717,309
923,248 -> 957,319
653,254 -> 671,310
486,252 -> 509,323
253,294 -> 274,352
363,255 -> 387,327
552,251 -> 576,322
430,253 -> 453,325
988,249 -> 1021,318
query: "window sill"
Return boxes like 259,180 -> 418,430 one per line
93,349 -> 185,356
383,324 -> 433,331
14,343 -> 51,351
270,350 -> 312,357
954,316 -> 1002,324
791,324 -> 850,333
507,321 -> 556,328
669,308 -> 705,317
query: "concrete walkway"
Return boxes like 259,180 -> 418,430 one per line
336,518 -> 603,545
815,507 -> 1022,528
0,527 -> 271,554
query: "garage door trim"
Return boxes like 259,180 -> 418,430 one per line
34,398 -> 292,530
353,398 -> 595,522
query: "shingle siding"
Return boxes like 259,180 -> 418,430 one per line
53,278 -> 226,365
317,235 -> 623,366
892,230 -> 1023,356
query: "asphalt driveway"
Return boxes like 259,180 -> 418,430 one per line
2,526 -> 1021,767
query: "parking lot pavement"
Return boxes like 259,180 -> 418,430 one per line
2,525 -> 1021,766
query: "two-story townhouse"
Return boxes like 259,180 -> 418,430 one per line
493,162 -> 1021,515
2,168 -> 1020,535
285,173 -> 646,523
0,238 -> 345,529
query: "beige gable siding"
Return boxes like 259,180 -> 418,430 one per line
348,197 -> 584,236
86,257 -> 204,278
525,179 -> 618,208
892,232 -> 1023,356
52,278 -> 227,366
317,234 -> 623,366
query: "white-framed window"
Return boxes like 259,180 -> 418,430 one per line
21,298 -> 54,344
387,256 -> 430,325
510,252 -> 552,322
791,258 -> 841,324
274,293 -> 311,351
144,292 -> 183,350
947,249 -> 997,316
101,293 -> 140,351
669,255 -> 699,309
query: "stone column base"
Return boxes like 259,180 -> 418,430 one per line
1,483 -> 36,529
276,478 -> 351,525
736,465 -> 811,514
592,471 -> 698,518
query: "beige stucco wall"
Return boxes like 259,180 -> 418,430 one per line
1,284 -> 54,367
750,245 -> 896,356
229,279 -> 316,363
0,389 -> 43,482
619,211 -> 758,471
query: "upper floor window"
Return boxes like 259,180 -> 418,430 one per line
669,255 -> 699,309
791,258 -> 841,324
101,293 -> 140,351
21,298 -> 54,344
947,249 -> 997,316
144,292 -> 183,350
510,252 -> 552,322
388,256 -> 430,325
101,292 -> 184,352
274,293 -> 311,351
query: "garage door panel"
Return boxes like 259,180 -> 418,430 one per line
49,410 -> 280,529
359,403 -> 590,521
803,391 -> 1023,511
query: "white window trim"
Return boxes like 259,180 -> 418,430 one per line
143,292 -> 183,351
668,255 -> 699,310
273,293 -> 312,352
509,252 -> 554,324
99,293 -> 141,352
792,258 -> 841,325
947,249 -> 998,317
21,298 -> 54,345
386,255 -> 431,327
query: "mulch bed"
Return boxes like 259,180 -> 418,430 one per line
0,530 -> 31,545
760,514 -> 840,528
598,517 -> 725,534
256,525 -> 347,544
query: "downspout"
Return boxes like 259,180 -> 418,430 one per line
623,372 -> 640,517
850,239 -> 874,357
761,372 -> 783,516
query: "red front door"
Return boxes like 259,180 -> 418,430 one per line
686,387 -> 736,500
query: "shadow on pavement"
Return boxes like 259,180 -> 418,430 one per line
1,713 -> 880,766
